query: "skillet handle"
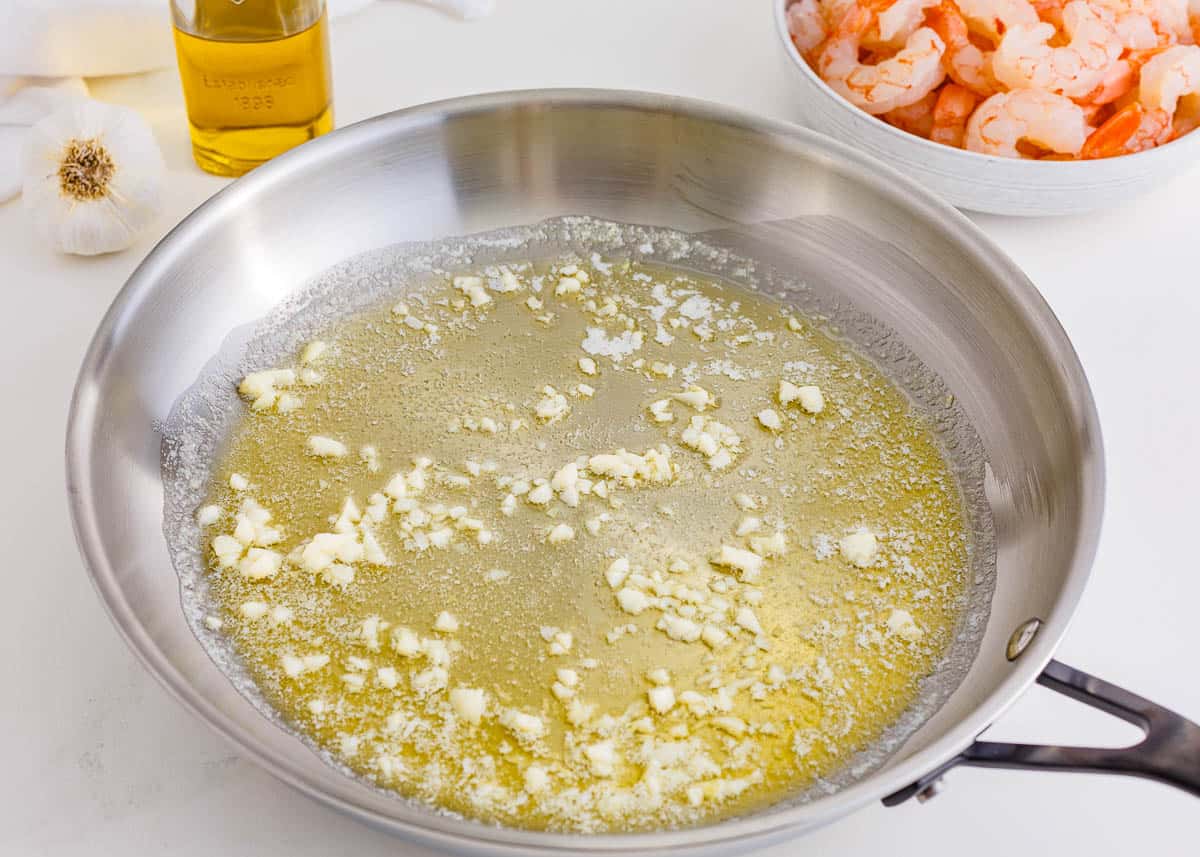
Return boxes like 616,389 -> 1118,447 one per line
882,659 -> 1200,806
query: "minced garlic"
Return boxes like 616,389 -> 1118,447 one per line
199,256 -> 969,834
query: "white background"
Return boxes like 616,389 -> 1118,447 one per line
3,1 -> 1198,854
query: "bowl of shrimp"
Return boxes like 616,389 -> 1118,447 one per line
773,0 -> 1200,215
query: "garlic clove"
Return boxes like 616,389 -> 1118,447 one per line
22,99 -> 165,256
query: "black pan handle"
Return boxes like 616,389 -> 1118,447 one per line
883,659 -> 1200,806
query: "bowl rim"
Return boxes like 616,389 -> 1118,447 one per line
65,88 -> 1104,853
772,0 -> 1200,169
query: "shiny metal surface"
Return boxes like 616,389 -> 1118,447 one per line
883,660 -> 1200,805
67,91 -> 1105,854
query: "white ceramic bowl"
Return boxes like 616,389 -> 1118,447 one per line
772,0 -> 1200,216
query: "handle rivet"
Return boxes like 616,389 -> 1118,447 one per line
916,778 -> 945,803
1006,618 -> 1042,661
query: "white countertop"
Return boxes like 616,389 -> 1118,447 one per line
4,1 -> 1199,854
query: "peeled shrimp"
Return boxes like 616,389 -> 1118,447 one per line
926,2 -> 998,95
822,0 -> 856,21
1138,0 -> 1192,42
1081,42 -> 1200,151
884,89 -> 939,135
1091,0 -> 1189,46
817,6 -> 947,114
1078,46 -> 1168,105
931,83 -> 980,145
819,0 -> 939,51
955,0 -> 1040,42
1080,44 -> 1200,158
795,0 -> 1197,156
1117,13 -> 1167,48
1140,42 -> 1200,112
1030,0 -> 1067,28
878,0 -> 943,43
964,88 -> 1093,155
992,1 -> 1125,97
1080,58 -> 1140,103
788,0 -> 829,54
1081,101 -> 1173,154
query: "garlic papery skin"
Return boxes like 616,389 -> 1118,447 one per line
22,99 -> 165,256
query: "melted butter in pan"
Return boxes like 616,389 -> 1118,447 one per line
198,259 -> 969,832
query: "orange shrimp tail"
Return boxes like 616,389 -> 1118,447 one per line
930,83 -> 978,147
934,84 -> 978,119
925,3 -> 994,97
925,2 -> 966,47
1081,103 -> 1144,159
1030,0 -> 1066,27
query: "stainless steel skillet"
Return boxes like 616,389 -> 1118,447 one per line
66,90 -> 1200,854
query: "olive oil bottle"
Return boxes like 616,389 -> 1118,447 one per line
172,0 -> 334,177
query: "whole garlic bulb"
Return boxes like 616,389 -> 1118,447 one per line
22,99 -> 165,256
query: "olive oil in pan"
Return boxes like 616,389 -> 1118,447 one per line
198,259 -> 969,831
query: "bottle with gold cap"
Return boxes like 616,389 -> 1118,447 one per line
171,0 -> 334,177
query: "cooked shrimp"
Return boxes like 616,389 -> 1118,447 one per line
992,1 -> 1125,97
926,2 -> 998,94
884,89 -> 939,135
1149,0 -> 1192,41
1095,44 -> 1200,148
1118,13 -> 1166,48
964,88 -> 1093,155
878,0 -> 943,43
1078,46 -> 1167,104
788,0 -> 829,54
816,6 -> 947,114
1079,59 -> 1139,103
1140,42 -> 1200,113
820,0 -> 858,30
1030,0 -> 1067,27
955,0 -> 1040,42
1080,102 -> 1172,155
1167,42 -> 1200,128
820,0 -> 939,51
1079,101 -> 1116,125
1141,0 -> 1192,42
1092,0 -> 1188,46
795,0 -> 1198,155
931,83 -> 980,145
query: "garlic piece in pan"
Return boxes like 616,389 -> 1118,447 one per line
22,100 -> 165,256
